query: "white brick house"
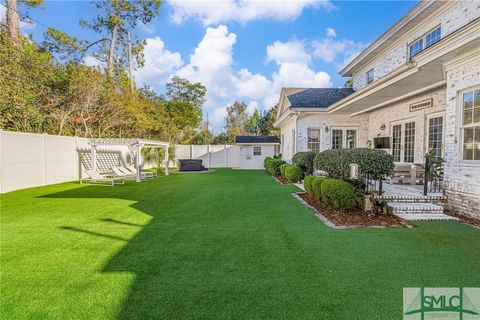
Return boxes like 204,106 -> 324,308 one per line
274,0 -> 480,218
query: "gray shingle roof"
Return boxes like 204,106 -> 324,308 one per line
235,136 -> 280,144
287,88 -> 355,108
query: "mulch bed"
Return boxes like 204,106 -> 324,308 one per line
274,175 -> 290,184
297,192 -> 409,228
445,210 -> 480,228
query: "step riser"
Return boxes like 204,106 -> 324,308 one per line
376,196 -> 447,203
394,213 -> 458,221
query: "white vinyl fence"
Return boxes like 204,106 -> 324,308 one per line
175,144 -> 240,168
0,130 -> 90,193
0,130 -> 243,193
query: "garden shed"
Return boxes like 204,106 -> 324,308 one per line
235,136 -> 280,170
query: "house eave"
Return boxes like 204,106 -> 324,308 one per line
340,0 -> 444,77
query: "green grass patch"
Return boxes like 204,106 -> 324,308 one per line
1,169 -> 479,319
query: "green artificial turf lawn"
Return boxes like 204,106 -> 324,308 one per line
1,169 -> 479,319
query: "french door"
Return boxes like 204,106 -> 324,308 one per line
427,116 -> 443,159
391,122 -> 416,163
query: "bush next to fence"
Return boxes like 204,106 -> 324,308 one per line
314,148 -> 394,180
292,152 -> 316,174
283,165 -> 304,183
264,158 -> 286,176
321,178 -> 357,209
280,163 -> 289,177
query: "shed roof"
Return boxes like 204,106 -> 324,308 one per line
235,136 -> 280,144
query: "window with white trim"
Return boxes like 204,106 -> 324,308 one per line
346,130 -> 357,148
409,26 -> 441,58
428,116 -> 443,159
392,124 -> 402,162
307,128 -> 321,153
332,129 -> 343,149
462,89 -> 480,160
426,26 -> 441,47
404,122 -> 415,163
331,128 -> 358,149
366,68 -> 374,85
253,146 -> 262,156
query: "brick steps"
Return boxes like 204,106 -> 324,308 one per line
387,202 -> 457,221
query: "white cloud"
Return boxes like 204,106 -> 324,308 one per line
266,40 -> 311,65
236,69 -> 272,99
312,38 -> 365,67
168,0 -> 333,25
326,27 -> 336,37
134,37 -> 183,87
174,28 -> 333,127
263,40 -> 332,107
125,26 -> 333,128
83,56 -> 104,69
138,21 -> 155,34
246,101 -> 259,115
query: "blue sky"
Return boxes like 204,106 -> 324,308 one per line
1,0 -> 418,131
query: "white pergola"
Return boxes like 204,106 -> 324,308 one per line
88,138 -> 170,182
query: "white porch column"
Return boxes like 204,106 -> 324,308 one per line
135,144 -> 141,182
165,145 -> 170,176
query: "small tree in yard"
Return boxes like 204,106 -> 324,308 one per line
141,146 -> 174,174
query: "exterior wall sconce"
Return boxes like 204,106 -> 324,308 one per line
380,123 -> 386,130
325,126 -> 329,133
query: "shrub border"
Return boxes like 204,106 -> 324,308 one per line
292,192 -> 413,229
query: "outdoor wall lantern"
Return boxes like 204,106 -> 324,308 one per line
380,123 -> 386,130
325,125 -> 330,133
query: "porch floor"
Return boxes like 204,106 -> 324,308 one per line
382,183 -> 443,197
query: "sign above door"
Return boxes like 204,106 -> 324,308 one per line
409,98 -> 433,112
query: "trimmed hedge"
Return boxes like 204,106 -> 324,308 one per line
265,158 -> 286,176
292,152 -> 316,174
284,165 -> 303,183
303,175 -> 315,196
314,148 -> 394,180
279,163 -> 289,177
311,177 -> 330,201
321,178 -> 357,209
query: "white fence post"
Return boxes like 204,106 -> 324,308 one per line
207,145 -> 211,168
0,129 -> 3,194
224,144 -> 228,168
43,133 -> 47,185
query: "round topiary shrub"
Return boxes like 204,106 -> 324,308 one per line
263,156 -> 273,169
280,163 -> 289,177
311,177 -> 329,201
314,148 -> 394,181
292,152 -> 317,174
320,178 -> 357,209
284,165 -> 304,183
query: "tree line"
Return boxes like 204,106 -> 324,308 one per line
0,0 -> 278,144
